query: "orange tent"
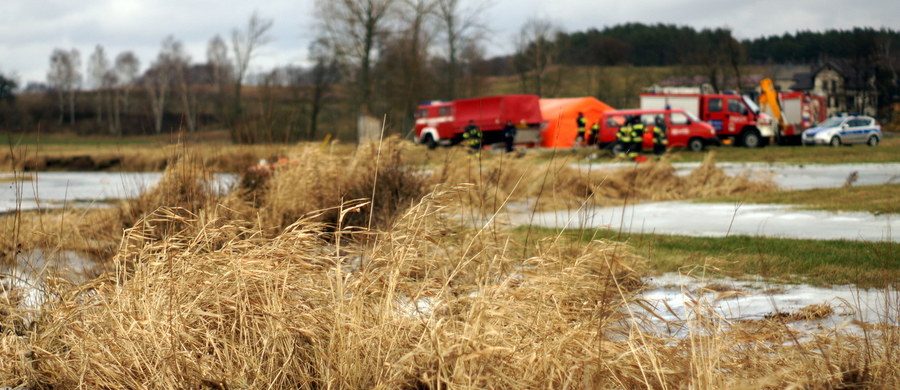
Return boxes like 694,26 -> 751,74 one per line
540,97 -> 614,148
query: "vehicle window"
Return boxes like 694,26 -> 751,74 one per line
438,106 -> 452,116
728,99 -> 747,114
708,98 -> 722,113
846,119 -> 862,127
684,111 -> 701,123
671,112 -> 688,125
416,109 -> 428,118
641,114 -> 655,125
742,95 -> 761,114
819,117 -> 845,128
607,116 -> 624,127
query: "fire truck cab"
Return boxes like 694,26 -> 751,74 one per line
640,92 -> 776,148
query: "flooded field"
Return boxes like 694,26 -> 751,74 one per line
507,201 -> 897,241
636,272 -> 899,337
0,172 -> 236,213
578,161 -> 900,190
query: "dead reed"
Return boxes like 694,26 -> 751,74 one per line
434,150 -> 776,211
0,140 -> 895,388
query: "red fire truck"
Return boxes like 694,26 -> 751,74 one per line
596,109 -> 719,153
758,79 -> 828,145
414,95 -> 544,149
640,92 -> 777,148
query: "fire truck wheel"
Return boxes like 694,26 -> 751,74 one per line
422,134 -> 437,150
742,131 -> 761,148
688,138 -> 705,152
830,136 -> 842,147
610,142 -> 626,157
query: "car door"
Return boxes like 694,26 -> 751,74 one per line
854,118 -> 875,143
704,97 -> 726,135
726,97 -> 751,135
667,111 -> 692,147
844,118 -> 866,144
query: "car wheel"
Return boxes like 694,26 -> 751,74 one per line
422,134 -> 437,150
867,135 -> 879,147
688,138 -> 704,152
829,136 -> 841,147
742,131 -> 761,148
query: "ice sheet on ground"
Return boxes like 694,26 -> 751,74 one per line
504,201 -> 896,241
3,248 -> 101,310
634,272 -> 899,337
575,161 -> 900,190
0,172 -> 237,213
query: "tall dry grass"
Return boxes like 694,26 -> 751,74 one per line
0,139 -> 895,388
434,151 -> 776,211
1,184 -> 896,388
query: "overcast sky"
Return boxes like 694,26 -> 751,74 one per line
1,0 -> 897,85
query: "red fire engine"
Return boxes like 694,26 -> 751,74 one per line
640,92 -> 777,148
414,95 -> 544,149
758,78 -> 828,145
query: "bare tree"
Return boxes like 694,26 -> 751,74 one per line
315,0 -> 396,116
114,51 -> 140,134
207,35 -> 232,121
88,45 -> 110,128
164,39 -> 197,132
395,0 -> 437,127
47,48 -> 81,125
101,70 -> 119,134
306,38 -> 342,140
87,45 -> 109,90
144,36 -> 181,133
230,11 -> 273,125
514,17 -> 559,96
434,0 -> 491,99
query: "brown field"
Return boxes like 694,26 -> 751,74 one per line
0,138 -> 896,388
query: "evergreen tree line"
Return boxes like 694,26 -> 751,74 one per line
543,24 -> 900,67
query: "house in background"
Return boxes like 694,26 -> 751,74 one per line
790,61 -> 878,117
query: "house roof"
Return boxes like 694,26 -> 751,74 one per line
811,60 -> 875,90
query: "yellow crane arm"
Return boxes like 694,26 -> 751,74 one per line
758,78 -> 783,126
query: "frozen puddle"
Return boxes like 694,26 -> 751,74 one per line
0,172 -> 237,213
576,161 -> 900,190
507,201 -> 896,242
634,272 -> 899,337
2,249 -> 101,311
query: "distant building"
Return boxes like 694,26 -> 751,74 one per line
790,61 -> 878,117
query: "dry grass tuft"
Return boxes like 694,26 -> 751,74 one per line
249,136 -> 430,233
433,151 -> 776,211
0,140 -> 895,388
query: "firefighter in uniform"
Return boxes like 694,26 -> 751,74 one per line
502,119 -> 517,153
462,120 -> 482,153
652,115 -> 668,156
574,112 -> 587,148
588,120 -> 600,146
629,116 -> 645,160
615,116 -> 633,157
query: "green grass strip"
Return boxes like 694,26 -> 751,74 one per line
516,226 -> 899,288
700,183 -> 900,214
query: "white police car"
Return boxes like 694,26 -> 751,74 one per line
802,115 -> 882,147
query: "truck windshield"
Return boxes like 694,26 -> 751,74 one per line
742,95 -> 760,115
684,111 -> 701,123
